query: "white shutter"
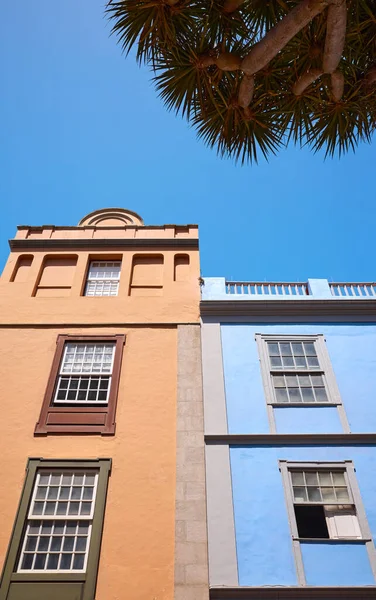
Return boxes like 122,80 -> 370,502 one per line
324,506 -> 362,539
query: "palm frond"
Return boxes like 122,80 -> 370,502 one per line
193,80 -> 284,163
108,0 -> 376,162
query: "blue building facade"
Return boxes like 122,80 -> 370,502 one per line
201,278 -> 376,599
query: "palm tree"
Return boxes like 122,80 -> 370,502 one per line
107,0 -> 376,163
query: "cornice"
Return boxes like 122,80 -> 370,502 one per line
210,586 -> 376,599
9,238 -> 199,250
200,299 -> 376,317
205,433 -> 376,445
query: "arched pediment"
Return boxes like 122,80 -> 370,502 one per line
78,208 -> 144,227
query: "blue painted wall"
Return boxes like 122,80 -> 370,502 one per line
221,323 -> 376,434
230,445 -> 376,586
301,542 -> 374,586
274,406 -> 342,434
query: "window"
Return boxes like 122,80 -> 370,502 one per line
264,337 -> 328,404
256,334 -> 345,405
35,335 -> 125,435
19,470 -> 98,572
280,461 -> 371,544
0,459 -> 111,600
291,468 -> 361,540
84,261 -> 121,296
256,334 -> 350,433
280,461 -> 376,586
55,343 -> 115,404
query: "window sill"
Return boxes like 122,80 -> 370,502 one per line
294,537 -> 371,543
11,572 -> 86,582
271,402 -> 339,407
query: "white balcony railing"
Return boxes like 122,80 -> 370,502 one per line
330,283 -> 376,297
226,282 -> 309,296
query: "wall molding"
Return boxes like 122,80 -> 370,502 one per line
205,433 -> 376,445
10,238 -> 199,250
200,299 -> 376,318
210,586 -> 376,598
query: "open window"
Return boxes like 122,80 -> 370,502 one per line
280,462 -> 366,541
35,335 -> 125,435
291,468 -> 361,539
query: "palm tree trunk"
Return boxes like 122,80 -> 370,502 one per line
238,74 -> 255,107
223,0 -> 245,13
241,0 -> 331,75
293,69 -> 323,95
331,71 -> 345,100
323,0 -> 347,73
366,68 -> 376,86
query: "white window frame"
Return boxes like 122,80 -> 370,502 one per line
288,467 -> 360,538
256,334 -> 350,433
18,470 -> 99,574
84,261 -> 121,297
279,460 -> 376,585
54,342 -> 116,405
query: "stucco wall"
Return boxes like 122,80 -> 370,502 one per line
0,326 -> 177,600
221,323 -> 376,434
0,248 -> 200,324
230,445 -> 376,587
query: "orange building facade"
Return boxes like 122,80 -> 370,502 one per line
0,208 -> 208,600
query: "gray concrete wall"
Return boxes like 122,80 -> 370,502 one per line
175,325 -> 209,600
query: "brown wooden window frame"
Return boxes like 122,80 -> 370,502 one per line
35,335 -> 125,436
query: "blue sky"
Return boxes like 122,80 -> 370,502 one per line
1,0 -> 375,282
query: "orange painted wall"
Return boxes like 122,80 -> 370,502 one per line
0,214 -> 200,600
0,326 -> 178,600
0,248 -> 200,324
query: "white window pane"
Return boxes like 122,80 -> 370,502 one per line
56,343 -> 114,404
280,343 -> 292,356
322,487 -> 336,502
319,472 -> 332,486
288,388 -> 301,402
307,487 -> 321,502
85,261 -> 121,297
270,356 -> 282,368
275,388 -> 288,403
314,387 -> 328,402
304,343 -> 316,356
293,487 -> 307,502
20,470 -> 98,573
335,488 -> 350,502
332,472 -> 346,485
292,343 -> 304,356
305,472 -> 318,485
302,388 -> 315,402
307,356 -> 320,368
291,472 -> 304,485
268,343 -> 279,356
282,357 -> 294,368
